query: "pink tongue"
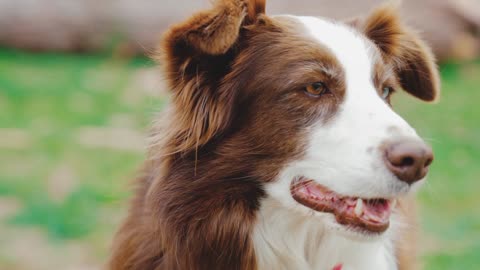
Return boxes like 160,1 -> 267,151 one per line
304,182 -> 391,222
292,179 -> 392,232
363,201 -> 390,223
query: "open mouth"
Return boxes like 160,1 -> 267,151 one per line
290,177 -> 395,233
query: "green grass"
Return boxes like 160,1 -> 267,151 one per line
395,60 -> 480,269
0,48 -> 161,244
0,48 -> 479,269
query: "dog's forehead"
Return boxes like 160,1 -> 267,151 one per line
276,15 -> 377,89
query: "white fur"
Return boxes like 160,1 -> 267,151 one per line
253,197 -> 401,270
291,16 -> 422,199
254,16 -> 426,270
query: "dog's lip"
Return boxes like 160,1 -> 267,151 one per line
290,177 -> 395,233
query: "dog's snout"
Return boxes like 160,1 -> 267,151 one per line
384,140 -> 434,184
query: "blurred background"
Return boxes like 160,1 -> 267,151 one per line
0,0 -> 479,269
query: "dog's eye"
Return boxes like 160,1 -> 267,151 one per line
381,86 -> 393,100
305,82 -> 329,97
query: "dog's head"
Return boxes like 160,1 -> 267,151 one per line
158,0 -> 439,237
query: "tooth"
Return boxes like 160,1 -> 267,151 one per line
354,198 -> 364,216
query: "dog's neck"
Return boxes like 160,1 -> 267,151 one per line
252,197 -> 399,270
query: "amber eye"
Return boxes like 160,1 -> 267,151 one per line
304,82 -> 329,97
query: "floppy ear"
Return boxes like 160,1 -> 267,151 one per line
158,0 -> 266,153
362,4 -> 440,102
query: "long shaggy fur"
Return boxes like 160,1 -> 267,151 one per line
108,1 -> 439,269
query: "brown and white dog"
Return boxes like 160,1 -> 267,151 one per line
109,0 -> 440,269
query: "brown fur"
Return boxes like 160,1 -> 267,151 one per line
362,4 -> 441,102
247,0 -> 266,23
109,1 -> 439,269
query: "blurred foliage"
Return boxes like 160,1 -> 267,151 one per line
0,48 -> 479,269
395,60 -> 480,270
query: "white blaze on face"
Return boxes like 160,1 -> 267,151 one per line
253,16 -> 419,269
269,16 -> 423,202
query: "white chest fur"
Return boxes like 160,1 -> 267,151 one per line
252,198 -> 398,270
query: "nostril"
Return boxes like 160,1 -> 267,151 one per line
383,139 -> 434,184
400,156 -> 415,167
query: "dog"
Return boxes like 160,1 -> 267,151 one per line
109,0 -> 440,269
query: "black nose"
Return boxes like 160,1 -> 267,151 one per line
384,139 -> 434,184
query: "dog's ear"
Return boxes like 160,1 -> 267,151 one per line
158,0 -> 266,153
361,4 -> 440,102
164,0 -> 264,56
